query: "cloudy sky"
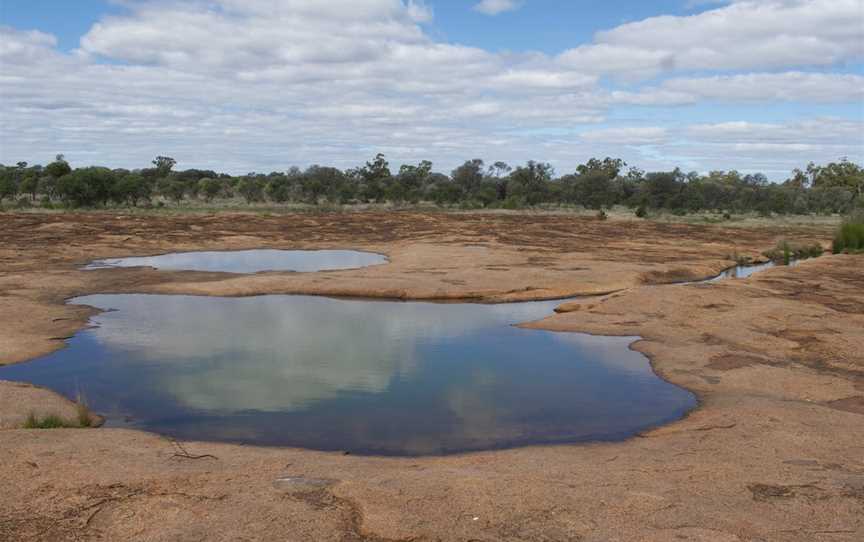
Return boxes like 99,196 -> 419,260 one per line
1,0 -> 862,179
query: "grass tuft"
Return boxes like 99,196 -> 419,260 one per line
832,211 -> 864,254
75,392 -> 94,427
23,412 -> 75,429
762,240 -> 824,264
22,393 -> 95,429
727,251 -> 752,265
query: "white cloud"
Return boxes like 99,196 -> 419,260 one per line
0,0 -> 862,179
473,0 -> 522,16
580,127 -> 669,145
559,0 -> 864,78
685,119 -> 864,145
614,72 -> 864,105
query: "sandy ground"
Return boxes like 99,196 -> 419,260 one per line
0,211 -> 861,541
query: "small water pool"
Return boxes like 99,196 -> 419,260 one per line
85,249 -> 388,274
0,294 -> 696,456
705,259 -> 799,282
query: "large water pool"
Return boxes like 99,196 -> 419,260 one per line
0,294 -> 696,456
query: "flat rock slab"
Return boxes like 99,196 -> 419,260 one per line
273,476 -> 338,493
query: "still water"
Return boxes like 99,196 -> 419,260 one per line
704,259 -> 798,282
85,249 -> 388,273
0,294 -> 695,455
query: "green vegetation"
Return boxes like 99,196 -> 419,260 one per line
23,412 -> 77,429
76,393 -> 94,427
763,241 -> 825,264
22,393 -> 94,429
1,154 -> 862,215
833,212 -> 864,254
728,252 -> 753,266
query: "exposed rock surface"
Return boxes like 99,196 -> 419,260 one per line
1,211 -> 860,541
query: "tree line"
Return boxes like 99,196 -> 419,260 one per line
1,154 -> 862,216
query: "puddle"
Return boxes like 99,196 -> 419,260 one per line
706,259 -> 799,282
0,294 -> 695,456
85,249 -> 387,274
678,259 -> 800,285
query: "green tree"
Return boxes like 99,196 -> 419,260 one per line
45,156 -> 72,179
451,159 -> 484,201
810,159 -> 864,202
56,167 -> 117,207
199,178 -> 224,202
390,160 -> 432,204
487,161 -> 511,200
0,171 -> 17,203
19,174 -> 39,201
357,153 -> 391,203
113,174 -> 152,206
641,170 -> 684,209
237,177 -> 265,203
301,166 -> 345,204
158,178 -> 186,204
508,161 -> 553,206
152,156 -> 177,178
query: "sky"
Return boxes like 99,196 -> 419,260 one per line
0,0 -> 863,180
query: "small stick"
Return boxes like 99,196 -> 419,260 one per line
169,438 -> 217,460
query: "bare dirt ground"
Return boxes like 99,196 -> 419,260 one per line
1,211 -> 861,541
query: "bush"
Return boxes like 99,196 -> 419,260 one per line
23,393 -> 93,429
501,196 -> 524,209
596,209 -> 608,220
23,413 -> 74,429
56,167 -> 117,207
728,251 -> 752,265
635,205 -> 648,218
76,392 -> 94,427
833,212 -> 864,254
15,197 -> 31,209
763,240 -> 825,264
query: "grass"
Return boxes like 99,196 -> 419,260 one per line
762,240 -> 824,265
22,393 -> 94,429
4,200 -> 846,226
727,251 -> 753,266
832,211 -> 864,254
23,412 -> 78,429
75,393 -> 94,427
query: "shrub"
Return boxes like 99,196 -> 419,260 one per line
501,196 -> 524,209
728,251 -> 752,265
763,240 -> 825,264
833,211 -> 864,254
23,413 -> 73,429
56,167 -> 117,207
596,209 -> 608,220
76,393 -> 94,427
23,393 -> 94,429
635,205 -> 648,218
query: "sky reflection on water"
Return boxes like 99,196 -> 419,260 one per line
85,249 -> 387,273
0,294 -> 696,455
